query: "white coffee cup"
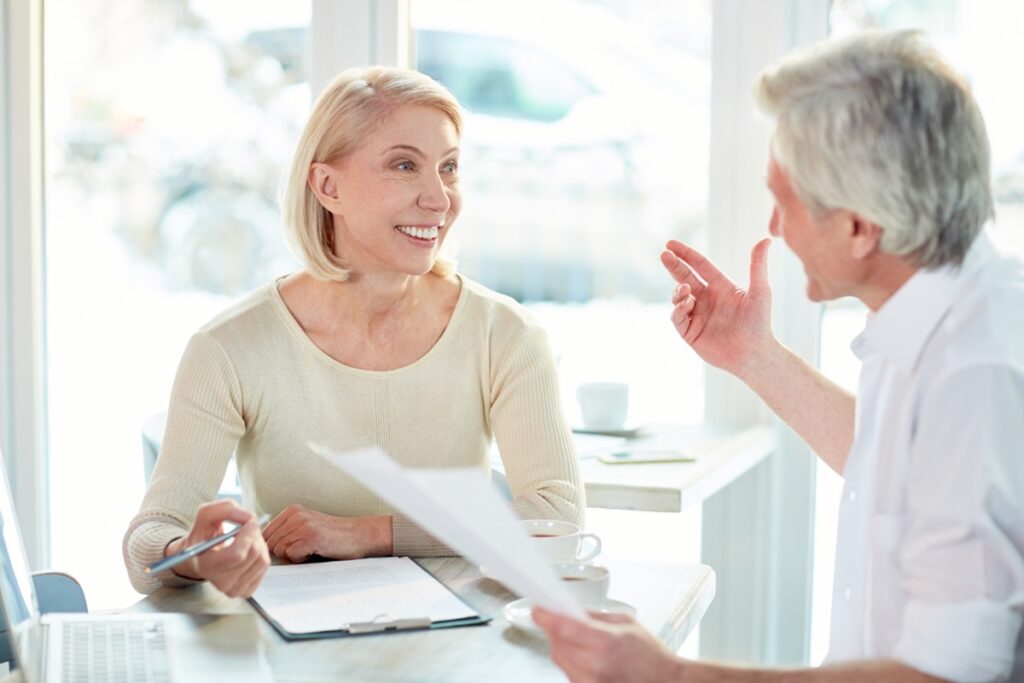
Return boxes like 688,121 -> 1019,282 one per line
553,562 -> 610,605
521,519 -> 602,562
576,382 -> 629,430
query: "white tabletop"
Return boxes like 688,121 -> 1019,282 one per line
120,556 -> 715,683
579,424 -> 777,512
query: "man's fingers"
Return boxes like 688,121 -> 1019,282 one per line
588,611 -> 635,625
531,607 -> 557,632
671,300 -> 694,330
532,608 -> 601,648
666,239 -> 723,286
550,650 -> 592,683
660,251 -> 707,292
748,237 -> 772,294
671,283 -> 692,304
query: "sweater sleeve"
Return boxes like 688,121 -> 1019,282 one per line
491,325 -> 585,526
391,514 -> 452,557
122,332 -> 246,593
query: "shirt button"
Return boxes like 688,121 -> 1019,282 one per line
848,491 -> 857,503
844,587 -> 852,601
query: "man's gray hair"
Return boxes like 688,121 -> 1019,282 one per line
756,30 -> 993,268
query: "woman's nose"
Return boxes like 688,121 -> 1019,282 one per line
768,207 -> 781,237
418,173 -> 450,213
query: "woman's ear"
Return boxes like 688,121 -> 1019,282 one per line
849,213 -> 883,260
308,162 -> 343,213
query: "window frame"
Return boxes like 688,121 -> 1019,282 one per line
1,0 -> 49,569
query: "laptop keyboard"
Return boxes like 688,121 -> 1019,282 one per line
59,620 -> 170,683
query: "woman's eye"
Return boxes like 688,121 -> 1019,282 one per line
395,160 -> 415,172
442,161 -> 458,175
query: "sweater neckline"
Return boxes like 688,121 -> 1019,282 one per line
267,273 -> 470,377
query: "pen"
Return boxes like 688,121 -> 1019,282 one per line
146,513 -> 272,575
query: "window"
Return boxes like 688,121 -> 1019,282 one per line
32,6 -> 821,652
43,0 -> 310,607
40,0 -> 712,609
417,30 -> 598,122
413,0 -> 712,428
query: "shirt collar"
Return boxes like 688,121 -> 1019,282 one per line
850,233 -> 997,374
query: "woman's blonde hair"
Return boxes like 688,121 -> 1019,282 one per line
282,66 -> 463,281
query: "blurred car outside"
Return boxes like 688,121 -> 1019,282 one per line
57,0 -> 709,302
413,0 -> 711,301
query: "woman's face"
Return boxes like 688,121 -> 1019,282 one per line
323,104 -> 461,277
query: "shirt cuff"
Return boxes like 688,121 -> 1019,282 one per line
895,599 -> 1022,682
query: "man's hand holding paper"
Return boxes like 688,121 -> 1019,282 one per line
309,443 -> 587,620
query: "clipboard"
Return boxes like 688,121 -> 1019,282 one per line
248,557 -> 489,641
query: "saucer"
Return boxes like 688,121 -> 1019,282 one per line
571,423 -> 645,438
503,598 -> 637,637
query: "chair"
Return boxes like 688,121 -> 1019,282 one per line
0,572 -> 88,665
142,412 -> 242,502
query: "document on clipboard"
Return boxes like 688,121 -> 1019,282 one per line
250,556 -> 486,640
309,443 -> 585,620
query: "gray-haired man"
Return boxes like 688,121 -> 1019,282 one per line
535,30 -> 1024,683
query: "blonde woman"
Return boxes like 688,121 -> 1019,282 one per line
123,66 -> 584,598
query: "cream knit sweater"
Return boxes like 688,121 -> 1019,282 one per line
123,275 -> 584,594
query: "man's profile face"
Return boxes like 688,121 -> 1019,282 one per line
766,154 -> 856,302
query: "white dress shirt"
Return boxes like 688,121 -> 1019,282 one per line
825,234 -> 1024,682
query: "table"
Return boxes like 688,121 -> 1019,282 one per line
128,557 -> 715,683
577,424 -> 776,513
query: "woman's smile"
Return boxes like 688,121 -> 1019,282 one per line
395,224 -> 442,246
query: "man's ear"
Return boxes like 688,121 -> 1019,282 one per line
848,213 -> 883,260
308,162 -> 343,213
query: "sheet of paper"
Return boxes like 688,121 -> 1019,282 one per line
251,556 -> 477,634
309,443 -> 586,619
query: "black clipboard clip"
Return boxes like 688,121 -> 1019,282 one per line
347,614 -> 432,634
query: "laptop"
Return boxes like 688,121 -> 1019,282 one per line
0,449 -> 276,683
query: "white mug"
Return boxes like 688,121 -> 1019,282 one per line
552,562 -> 610,605
576,382 -> 629,430
520,519 -> 602,562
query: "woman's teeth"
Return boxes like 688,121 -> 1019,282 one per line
396,225 -> 439,240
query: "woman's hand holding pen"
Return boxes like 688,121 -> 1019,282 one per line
262,504 -> 393,563
164,499 -> 270,598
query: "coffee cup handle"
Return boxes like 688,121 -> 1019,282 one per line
576,533 -> 602,562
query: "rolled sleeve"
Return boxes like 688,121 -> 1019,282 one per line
897,599 -> 1022,682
